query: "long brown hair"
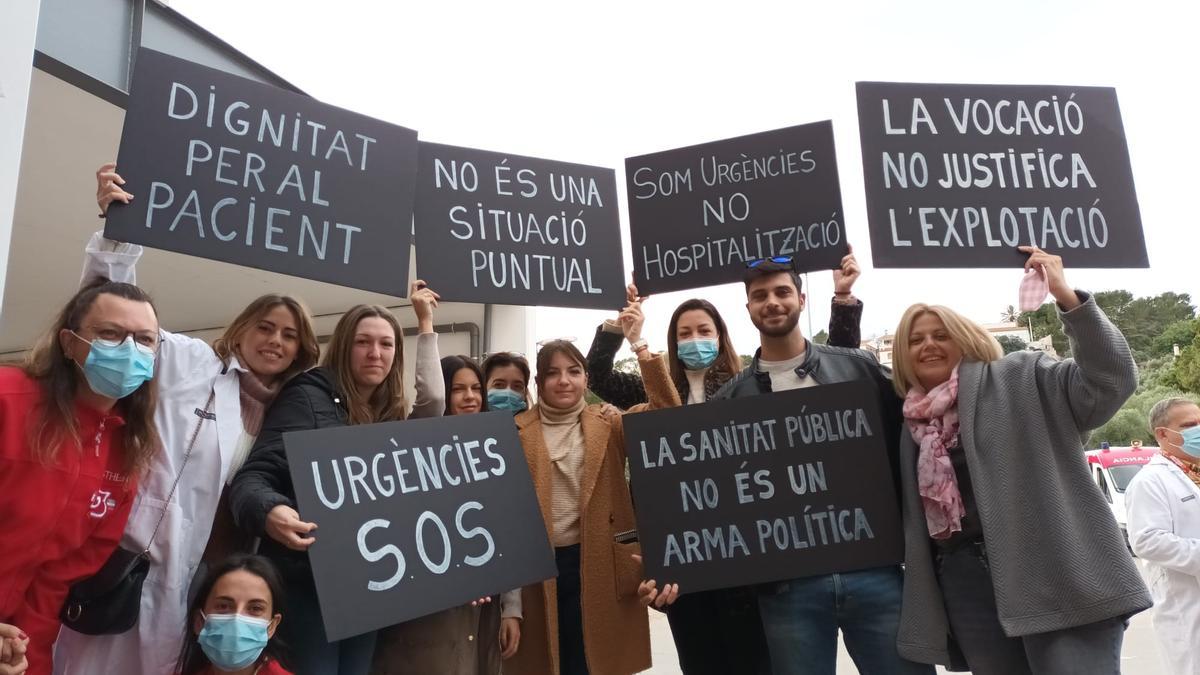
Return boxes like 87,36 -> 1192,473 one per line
322,305 -> 407,424
20,279 -> 161,476
212,294 -> 319,382
666,299 -> 742,393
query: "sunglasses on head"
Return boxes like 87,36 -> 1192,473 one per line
745,256 -> 794,269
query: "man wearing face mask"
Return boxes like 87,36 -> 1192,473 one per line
1126,397 -> 1200,675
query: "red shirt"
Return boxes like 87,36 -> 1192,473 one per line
0,367 -> 137,675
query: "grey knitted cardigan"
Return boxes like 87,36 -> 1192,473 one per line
895,292 -> 1152,667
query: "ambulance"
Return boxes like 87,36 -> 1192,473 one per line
1085,445 -> 1157,551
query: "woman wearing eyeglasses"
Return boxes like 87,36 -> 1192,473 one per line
53,165 -> 321,675
1,278 -> 162,675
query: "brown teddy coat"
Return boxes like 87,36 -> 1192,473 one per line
507,353 -> 680,675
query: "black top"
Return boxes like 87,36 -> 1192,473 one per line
936,444 -> 984,551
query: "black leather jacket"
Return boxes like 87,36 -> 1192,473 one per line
711,341 -> 904,503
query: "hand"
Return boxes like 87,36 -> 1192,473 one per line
499,617 -> 521,659
96,163 -> 133,216
833,244 -> 860,296
0,624 -> 28,675
631,554 -> 678,608
1018,246 -> 1079,310
410,280 -> 441,333
598,402 -> 622,421
265,505 -> 317,551
618,284 -> 646,345
469,596 -> 493,606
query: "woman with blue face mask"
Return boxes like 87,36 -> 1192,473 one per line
0,279 -> 161,675
481,353 -> 532,414
178,554 -> 290,675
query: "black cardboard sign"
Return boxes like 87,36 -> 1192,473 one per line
412,142 -> 626,310
855,81 -> 1147,268
625,122 -> 847,294
285,411 -> 556,641
624,382 -> 902,594
105,48 -> 419,295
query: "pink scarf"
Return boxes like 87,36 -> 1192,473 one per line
903,367 -> 965,540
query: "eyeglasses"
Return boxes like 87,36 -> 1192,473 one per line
79,326 -> 163,355
535,337 -> 577,349
745,256 -> 795,269
480,351 -> 528,361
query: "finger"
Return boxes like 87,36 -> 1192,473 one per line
631,553 -> 642,564
846,243 -> 854,254
0,627 -> 22,641
626,284 -> 638,303
642,587 -> 658,606
98,170 -> 123,185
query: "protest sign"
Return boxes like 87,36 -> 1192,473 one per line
285,411 -> 556,641
105,48 -> 419,295
625,122 -> 846,294
856,81 -> 1147,268
624,381 -> 902,594
412,142 -> 625,309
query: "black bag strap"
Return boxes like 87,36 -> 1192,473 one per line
143,390 -> 215,555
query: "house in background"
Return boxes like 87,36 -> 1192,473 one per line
0,0 -> 535,386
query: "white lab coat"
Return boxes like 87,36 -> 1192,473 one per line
1126,453 -> 1200,675
53,234 -> 247,675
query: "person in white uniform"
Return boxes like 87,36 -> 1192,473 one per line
1127,396 -> 1200,675
53,164 -> 321,675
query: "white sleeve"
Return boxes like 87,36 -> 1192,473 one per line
1127,472 -> 1200,577
500,588 -> 522,620
80,230 -> 143,286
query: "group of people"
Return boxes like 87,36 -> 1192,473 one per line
0,163 -> 1168,675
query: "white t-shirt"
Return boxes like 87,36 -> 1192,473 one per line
757,352 -> 817,391
684,368 -> 708,405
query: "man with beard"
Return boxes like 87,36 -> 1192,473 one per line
707,257 -> 930,675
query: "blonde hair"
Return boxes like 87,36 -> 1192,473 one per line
212,294 -> 319,383
322,305 -> 408,425
892,303 -> 1003,397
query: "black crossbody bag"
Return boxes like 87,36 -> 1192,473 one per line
60,392 -> 213,635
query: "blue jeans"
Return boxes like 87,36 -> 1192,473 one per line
757,566 -> 933,675
937,544 -> 1126,675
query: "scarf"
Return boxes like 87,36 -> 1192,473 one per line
1164,452 -> 1200,489
237,370 -> 282,435
902,367 -> 965,540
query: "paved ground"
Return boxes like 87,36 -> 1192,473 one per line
642,560 -> 1167,674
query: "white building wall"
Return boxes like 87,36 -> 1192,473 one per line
0,0 -> 41,320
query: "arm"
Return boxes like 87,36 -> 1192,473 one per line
585,322 -> 647,410
627,352 -> 681,413
827,244 -> 862,348
1042,292 -> 1137,431
408,332 -> 445,419
80,230 -> 141,287
11,486 -> 134,674
229,385 -> 315,536
826,299 -> 862,348
1127,473 -> 1200,577
499,588 -> 522,620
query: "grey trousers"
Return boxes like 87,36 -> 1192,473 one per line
936,543 -> 1126,675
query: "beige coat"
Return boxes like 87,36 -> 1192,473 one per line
507,353 -> 679,675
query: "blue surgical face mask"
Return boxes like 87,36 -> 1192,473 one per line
677,338 -> 719,370
73,333 -> 155,399
198,612 -> 271,671
487,388 -> 527,414
1163,426 -> 1200,460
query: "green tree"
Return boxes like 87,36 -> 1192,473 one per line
1022,290 -> 1195,363
1169,332 -> 1200,394
1152,318 -> 1200,360
740,354 -> 754,368
1090,384 -> 1197,448
813,329 -> 829,345
1019,304 -> 1069,357
995,335 -> 1026,355
1000,305 -> 1020,323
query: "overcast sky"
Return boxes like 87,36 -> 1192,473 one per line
170,0 -> 1199,357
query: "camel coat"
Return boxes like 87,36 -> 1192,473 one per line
507,353 -> 680,675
